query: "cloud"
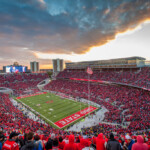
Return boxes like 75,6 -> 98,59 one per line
0,45 -> 54,69
0,0 -> 149,59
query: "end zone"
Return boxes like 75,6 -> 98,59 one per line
54,106 -> 98,128
16,92 -> 47,99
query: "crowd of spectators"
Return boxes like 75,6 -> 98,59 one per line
57,67 -> 150,89
45,80 -> 150,134
0,73 -> 49,96
0,71 -> 150,149
0,130 -> 149,150
0,93 -> 65,137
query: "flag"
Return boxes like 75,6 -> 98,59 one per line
87,67 -> 93,74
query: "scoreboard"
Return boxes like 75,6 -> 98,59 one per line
6,66 -> 27,73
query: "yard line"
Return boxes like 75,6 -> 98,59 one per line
14,98 -> 61,129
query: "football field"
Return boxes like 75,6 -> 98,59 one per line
16,93 -> 98,129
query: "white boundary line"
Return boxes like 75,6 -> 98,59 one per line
15,98 -> 61,129
55,107 -> 98,129
16,92 -> 47,99
15,93 -> 99,129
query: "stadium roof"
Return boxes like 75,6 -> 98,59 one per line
66,56 -> 146,64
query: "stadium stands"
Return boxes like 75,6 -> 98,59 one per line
0,93 -> 65,136
0,71 -> 150,149
44,79 -> 150,133
0,73 -> 49,96
57,67 -> 150,90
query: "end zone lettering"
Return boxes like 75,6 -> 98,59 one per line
54,106 -> 97,128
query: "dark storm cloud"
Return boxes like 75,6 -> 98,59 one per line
0,0 -> 150,59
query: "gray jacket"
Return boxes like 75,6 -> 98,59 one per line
106,139 -> 121,150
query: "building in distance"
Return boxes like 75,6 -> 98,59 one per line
30,61 -> 39,72
52,59 -> 64,73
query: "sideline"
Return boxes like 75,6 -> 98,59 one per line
14,92 -> 99,129
14,98 -> 61,129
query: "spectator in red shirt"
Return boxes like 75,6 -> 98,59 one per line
2,132 -> 19,150
132,135 -> 148,150
58,136 -> 65,149
96,133 -> 106,150
64,135 -> 78,150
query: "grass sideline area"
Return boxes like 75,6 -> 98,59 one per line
15,93 -> 98,129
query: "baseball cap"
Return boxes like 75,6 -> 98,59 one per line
9,132 -> 20,139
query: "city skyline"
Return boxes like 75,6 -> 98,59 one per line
0,0 -> 150,69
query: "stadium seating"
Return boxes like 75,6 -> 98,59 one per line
0,73 -> 49,96
0,93 -> 65,137
57,67 -> 150,90
44,80 -> 150,133
0,72 -> 149,149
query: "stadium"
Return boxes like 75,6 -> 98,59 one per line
0,0 -> 150,149
0,56 -> 150,149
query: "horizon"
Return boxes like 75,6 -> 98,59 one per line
0,0 -> 150,70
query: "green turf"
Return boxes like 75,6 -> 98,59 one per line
15,93 -> 97,128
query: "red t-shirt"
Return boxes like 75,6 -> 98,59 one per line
2,140 -> 19,150
58,141 -> 66,149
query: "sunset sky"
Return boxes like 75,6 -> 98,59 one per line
0,0 -> 150,69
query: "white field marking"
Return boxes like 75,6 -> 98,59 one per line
54,93 -> 76,103
16,98 -> 60,128
56,107 -> 98,129
49,108 -> 53,111
54,92 -> 100,107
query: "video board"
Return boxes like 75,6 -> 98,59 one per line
6,66 -> 27,73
